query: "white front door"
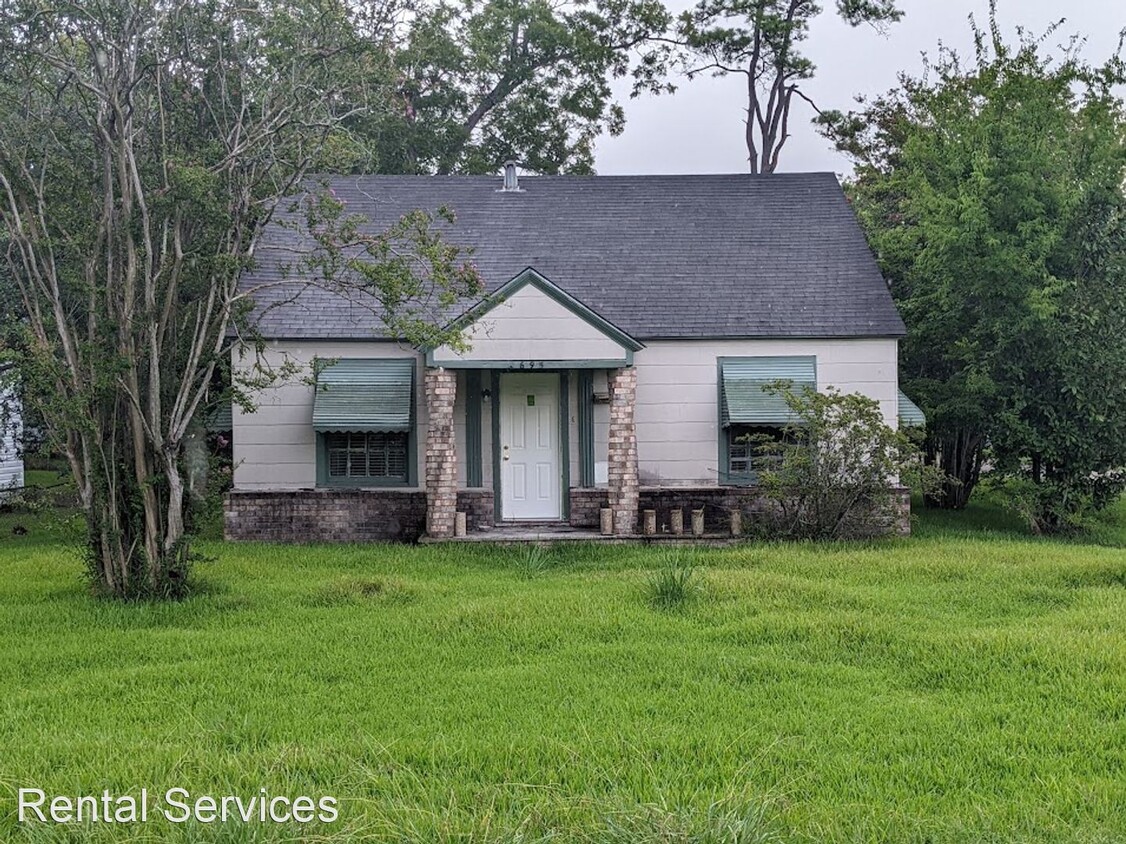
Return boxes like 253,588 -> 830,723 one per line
500,373 -> 562,520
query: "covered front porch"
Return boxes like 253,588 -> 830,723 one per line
421,269 -> 645,538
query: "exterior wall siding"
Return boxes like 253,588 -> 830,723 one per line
633,339 -> 899,486
431,284 -> 630,365
233,338 -> 898,495
232,341 -> 428,491
0,386 -> 24,492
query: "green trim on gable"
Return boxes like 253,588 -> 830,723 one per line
422,355 -> 631,369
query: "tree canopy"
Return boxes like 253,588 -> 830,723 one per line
346,0 -> 674,175
0,0 -> 482,597
677,0 -> 901,173
824,13 -> 1126,529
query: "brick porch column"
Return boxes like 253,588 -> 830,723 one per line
424,366 -> 457,538
607,367 -> 639,536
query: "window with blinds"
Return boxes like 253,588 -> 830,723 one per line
325,432 -> 409,482
726,425 -> 786,483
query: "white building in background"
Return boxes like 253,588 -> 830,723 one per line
0,369 -> 24,492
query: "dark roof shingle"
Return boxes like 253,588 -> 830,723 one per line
242,172 -> 905,340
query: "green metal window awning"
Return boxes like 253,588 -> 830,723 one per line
720,356 -> 816,426
313,358 -> 415,433
205,402 -> 232,433
898,389 -> 926,427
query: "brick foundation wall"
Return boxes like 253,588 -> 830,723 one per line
224,486 -> 910,542
634,486 -> 912,537
224,489 -> 429,543
569,488 -> 609,529
225,487 -> 498,543
457,489 -> 495,531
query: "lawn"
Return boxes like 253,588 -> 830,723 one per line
1,500 -> 1125,843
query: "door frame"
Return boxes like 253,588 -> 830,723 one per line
490,370 -> 570,523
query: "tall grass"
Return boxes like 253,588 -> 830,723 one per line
645,550 -> 700,610
1,498 -> 1125,842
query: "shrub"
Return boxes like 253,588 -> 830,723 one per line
514,544 -> 554,578
747,384 -> 944,540
646,551 -> 699,611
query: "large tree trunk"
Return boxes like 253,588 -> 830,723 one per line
924,429 -> 985,509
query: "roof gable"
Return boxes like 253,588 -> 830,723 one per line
428,268 -> 642,368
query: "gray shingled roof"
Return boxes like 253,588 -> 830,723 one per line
243,173 -> 905,340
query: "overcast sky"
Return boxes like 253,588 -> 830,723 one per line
595,0 -> 1125,176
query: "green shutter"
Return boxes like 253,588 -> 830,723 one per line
577,370 -> 595,487
313,359 -> 415,433
720,356 -> 816,426
898,389 -> 926,427
465,371 -> 483,487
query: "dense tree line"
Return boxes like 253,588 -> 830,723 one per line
824,14 -> 1126,530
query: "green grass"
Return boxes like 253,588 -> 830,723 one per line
1,499 -> 1125,842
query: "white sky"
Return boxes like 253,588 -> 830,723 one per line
595,0 -> 1125,176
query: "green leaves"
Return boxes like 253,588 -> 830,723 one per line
676,0 -> 902,171
831,10 -> 1126,528
354,0 -> 674,176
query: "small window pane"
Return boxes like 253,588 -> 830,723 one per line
728,425 -> 784,479
327,433 -> 348,477
325,431 -> 408,483
347,433 -> 367,477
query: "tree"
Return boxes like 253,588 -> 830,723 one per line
353,0 -> 674,175
676,0 -> 901,173
823,11 -> 1126,527
0,0 -> 481,599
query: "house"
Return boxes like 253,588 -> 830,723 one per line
225,170 -> 920,541
0,367 -> 24,494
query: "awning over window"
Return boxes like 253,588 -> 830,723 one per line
205,403 -> 232,433
313,359 -> 415,433
898,389 -> 926,427
720,356 -> 816,426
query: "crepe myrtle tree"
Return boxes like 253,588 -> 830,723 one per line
0,0 -> 481,599
743,383 -> 942,539
676,0 -> 902,173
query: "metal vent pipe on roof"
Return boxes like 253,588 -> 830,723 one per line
502,160 -> 519,192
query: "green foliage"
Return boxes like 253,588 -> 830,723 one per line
514,543 -> 554,579
350,0 -> 674,175
293,192 -> 483,352
0,0 -> 485,600
645,550 -> 699,610
676,0 -> 901,172
825,8 -> 1126,529
748,383 -> 942,539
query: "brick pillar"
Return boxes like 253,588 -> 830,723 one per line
424,367 -> 457,538
607,367 -> 639,536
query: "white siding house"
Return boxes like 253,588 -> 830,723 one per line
0,381 -> 24,493
226,171 -> 918,541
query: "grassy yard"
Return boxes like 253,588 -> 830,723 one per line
1,500 -> 1125,843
